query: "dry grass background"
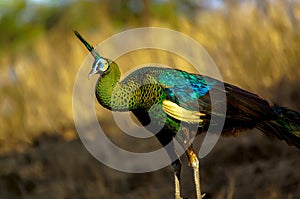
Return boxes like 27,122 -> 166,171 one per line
0,1 -> 299,198
1,0 -> 300,146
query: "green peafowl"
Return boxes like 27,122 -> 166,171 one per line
74,30 -> 300,199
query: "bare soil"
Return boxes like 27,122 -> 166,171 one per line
0,125 -> 299,199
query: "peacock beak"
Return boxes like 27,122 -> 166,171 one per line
88,67 -> 98,79
88,65 -> 99,79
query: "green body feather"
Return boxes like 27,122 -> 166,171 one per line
94,61 -> 300,149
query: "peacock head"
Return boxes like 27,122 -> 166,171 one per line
89,56 -> 110,78
73,30 -> 110,78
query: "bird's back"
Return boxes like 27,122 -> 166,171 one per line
119,66 -> 273,135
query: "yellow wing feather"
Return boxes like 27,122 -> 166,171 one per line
162,100 -> 205,123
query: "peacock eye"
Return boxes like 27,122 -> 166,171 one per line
99,59 -> 109,72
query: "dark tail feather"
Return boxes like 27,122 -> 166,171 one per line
256,104 -> 300,149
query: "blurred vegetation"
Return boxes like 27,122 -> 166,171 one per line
0,0 -> 300,150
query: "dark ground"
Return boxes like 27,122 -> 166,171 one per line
0,79 -> 299,199
0,126 -> 299,199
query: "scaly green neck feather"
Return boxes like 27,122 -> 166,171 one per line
95,61 -> 139,111
95,62 -> 169,112
95,62 -> 119,110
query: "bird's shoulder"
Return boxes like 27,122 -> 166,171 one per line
121,66 -> 216,89
121,66 -> 217,111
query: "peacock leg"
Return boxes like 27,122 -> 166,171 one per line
155,130 -> 185,198
186,144 -> 205,199
172,159 -> 183,199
